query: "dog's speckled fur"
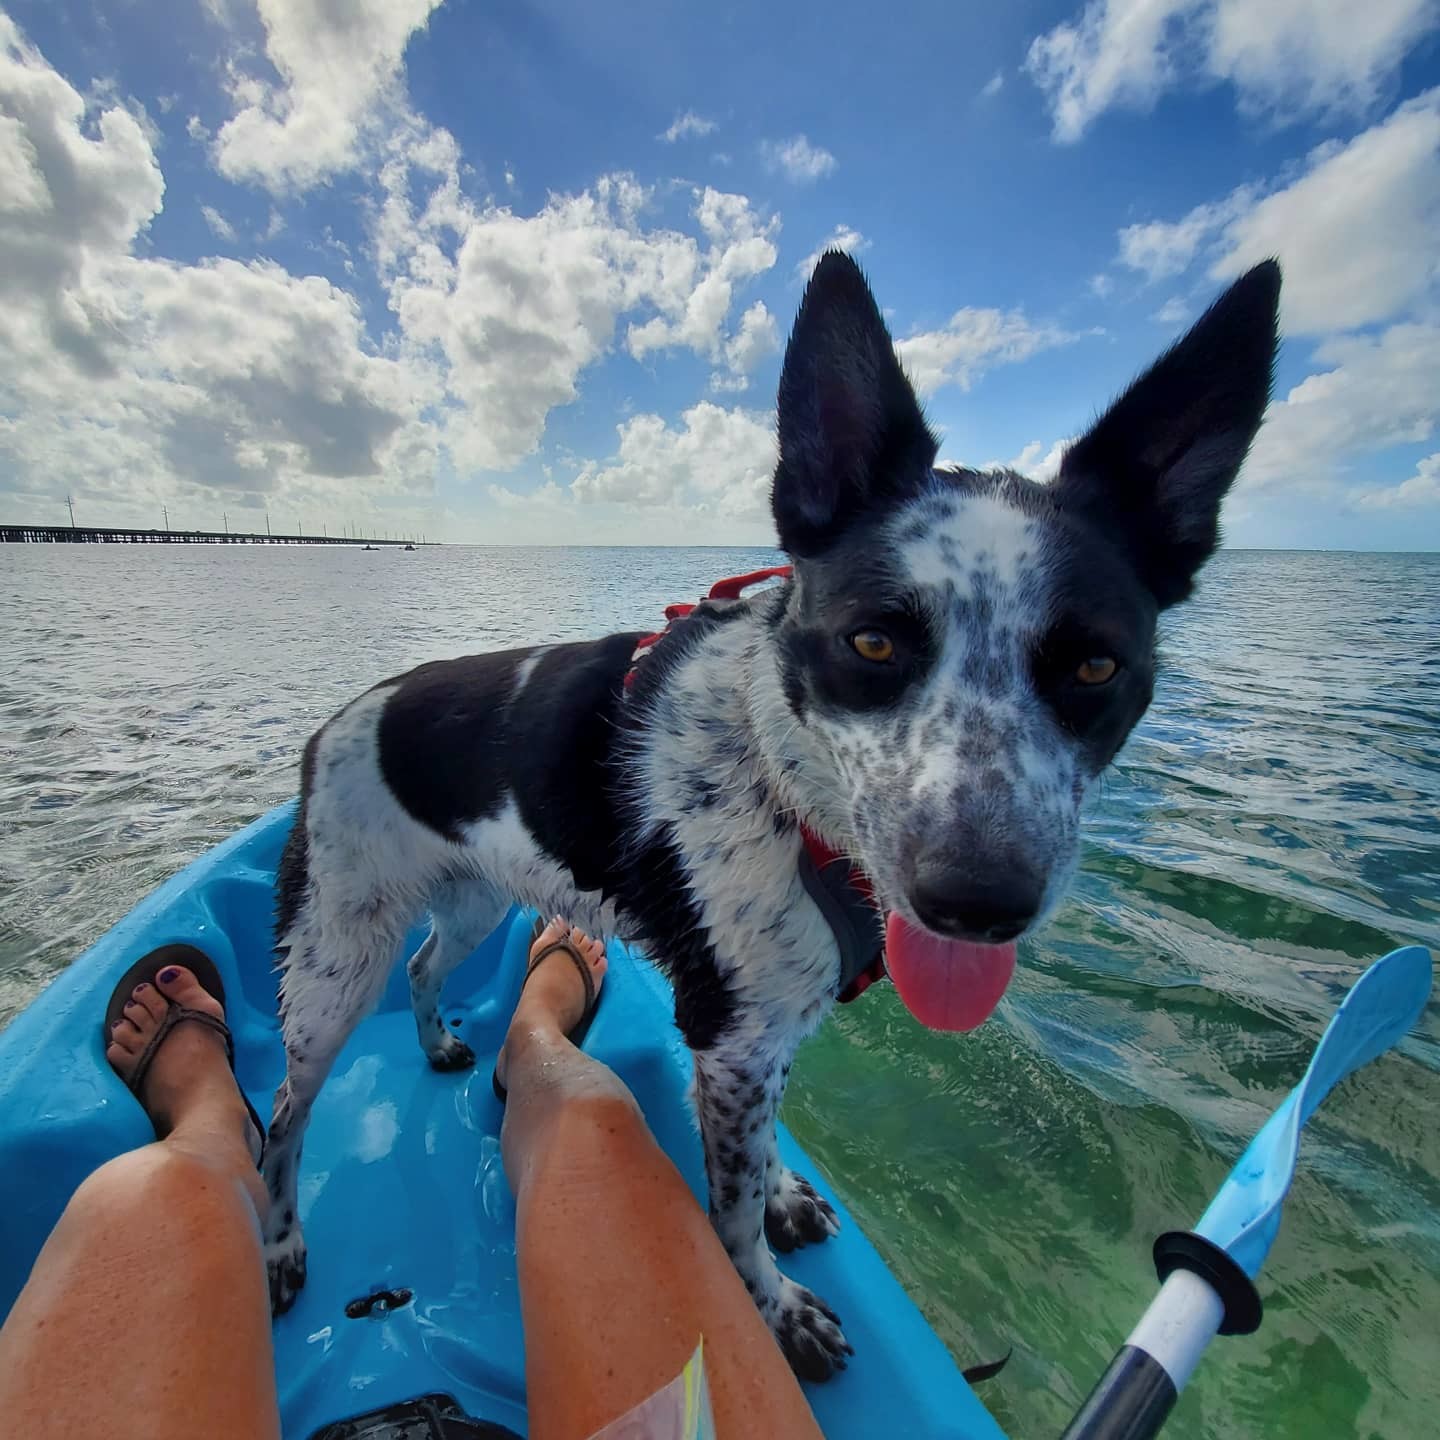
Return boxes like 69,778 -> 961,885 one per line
262,253 -> 1281,1380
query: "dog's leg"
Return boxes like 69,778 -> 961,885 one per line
263,903 -> 408,1314
762,1081 -> 840,1253
693,1037 -> 852,1382
407,878 -> 510,1071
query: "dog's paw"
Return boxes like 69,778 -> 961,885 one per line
426,1030 -> 476,1072
770,1275 -> 852,1382
265,1229 -> 308,1315
765,1168 -> 841,1253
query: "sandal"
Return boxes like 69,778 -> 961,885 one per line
491,919 -> 604,1103
103,943 -> 267,1165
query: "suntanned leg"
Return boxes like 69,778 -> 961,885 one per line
497,919 -> 823,1440
0,966 -> 279,1440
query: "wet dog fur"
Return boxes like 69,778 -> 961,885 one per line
262,253 -> 1281,1381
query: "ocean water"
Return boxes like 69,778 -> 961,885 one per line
2,543 -> 1438,1438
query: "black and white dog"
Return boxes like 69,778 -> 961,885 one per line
263,252 -> 1280,1380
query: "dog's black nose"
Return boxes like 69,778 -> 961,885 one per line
908,862 -> 1041,943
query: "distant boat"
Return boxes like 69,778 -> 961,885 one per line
404,543 -> 416,551
361,544 -> 379,551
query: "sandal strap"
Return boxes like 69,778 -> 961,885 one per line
523,939 -> 597,1016
126,1006 -> 235,1099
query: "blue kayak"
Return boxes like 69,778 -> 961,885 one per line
0,804 -> 1006,1439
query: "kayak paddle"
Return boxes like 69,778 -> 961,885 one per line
1061,944 -> 1433,1440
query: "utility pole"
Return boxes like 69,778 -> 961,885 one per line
66,495 -> 76,528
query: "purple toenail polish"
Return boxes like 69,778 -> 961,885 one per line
158,967 -> 180,983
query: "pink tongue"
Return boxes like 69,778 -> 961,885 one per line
884,914 -> 1016,1032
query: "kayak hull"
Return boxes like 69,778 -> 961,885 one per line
0,804 -> 1006,1439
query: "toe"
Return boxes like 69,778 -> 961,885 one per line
153,964 -> 224,1021
129,981 -> 169,1023
530,915 -> 567,960
132,979 -> 169,1025
571,927 -> 607,972
109,1013 -> 141,1048
122,999 -> 153,1033
108,1018 -> 142,1053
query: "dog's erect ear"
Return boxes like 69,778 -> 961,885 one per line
1054,260 -> 1281,608
772,252 -> 938,556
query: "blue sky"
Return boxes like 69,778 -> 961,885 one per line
2,1 -> 1438,548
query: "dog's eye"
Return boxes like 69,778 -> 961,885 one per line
850,629 -> 895,663
1075,656 -> 1118,685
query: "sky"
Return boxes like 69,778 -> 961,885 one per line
2,1 -> 1439,550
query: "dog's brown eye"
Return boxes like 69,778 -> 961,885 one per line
850,629 -> 895,663
1075,656 -> 1118,685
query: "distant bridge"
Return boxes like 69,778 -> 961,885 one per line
1,524 -> 424,547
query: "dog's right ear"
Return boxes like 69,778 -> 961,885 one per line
772,252 -> 938,556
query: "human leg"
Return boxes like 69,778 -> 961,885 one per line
497,920 -> 823,1440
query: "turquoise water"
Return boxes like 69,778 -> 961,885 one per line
2,544 -> 1438,1436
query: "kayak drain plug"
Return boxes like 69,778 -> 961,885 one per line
345,1287 -> 414,1319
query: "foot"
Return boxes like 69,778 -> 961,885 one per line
105,965 -> 263,1167
765,1167 -> 841,1253
494,917 -> 608,1093
427,1024 -> 477,1072
770,1275 -> 852,1383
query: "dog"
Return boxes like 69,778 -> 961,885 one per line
262,251 -> 1280,1381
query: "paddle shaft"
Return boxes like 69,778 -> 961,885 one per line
1060,1269 -> 1224,1440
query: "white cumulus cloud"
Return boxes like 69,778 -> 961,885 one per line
377,160 -> 779,473
1352,452 -> 1440,509
200,203 -> 236,241
1004,438 -> 1069,481
571,402 -> 777,518
1117,89 -> 1440,334
760,134 -> 837,183
1244,322 -> 1440,491
714,301 -> 780,390
1026,0 -> 1438,142
659,110 -> 717,143
212,0 -> 443,193
895,309 -> 1085,396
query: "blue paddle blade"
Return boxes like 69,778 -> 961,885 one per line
1195,946 -> 1432,1278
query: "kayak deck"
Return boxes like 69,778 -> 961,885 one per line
0,804 -> 1005,1439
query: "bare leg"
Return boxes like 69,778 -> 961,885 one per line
0,967 -> 278,1440
497,920 -> 823,1440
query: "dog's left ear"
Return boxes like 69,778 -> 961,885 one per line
772,252 -> 938,556
1054,260 -> 1281,608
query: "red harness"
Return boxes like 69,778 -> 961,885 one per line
623,565 -> 794,687
624,567 -> 887,1003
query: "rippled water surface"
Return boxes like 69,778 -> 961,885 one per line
3,544 -> 1438,1437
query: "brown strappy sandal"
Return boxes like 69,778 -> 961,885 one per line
103,943 -> 267,1164
492,919 -> 604,1103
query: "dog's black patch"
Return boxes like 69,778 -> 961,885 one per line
774,527 -> 939,719
1031,521 -> 1159,771
503,634 -> 644,891
377,646 -> 539,840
